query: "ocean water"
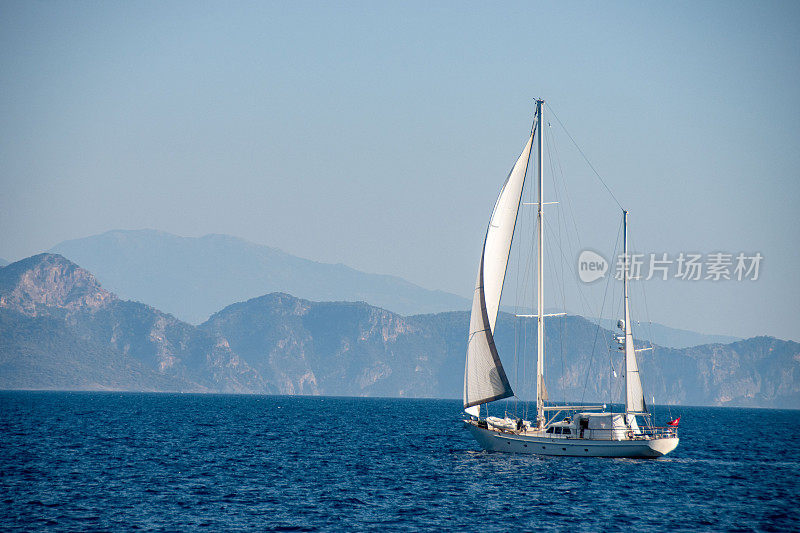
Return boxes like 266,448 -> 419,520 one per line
1,392 -> 798,532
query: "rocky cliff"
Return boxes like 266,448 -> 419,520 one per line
0,253 -> 116,316
201,293 -> 439,397
0,254 -> 263,392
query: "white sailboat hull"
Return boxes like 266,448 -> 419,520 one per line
465,422 -> 679,458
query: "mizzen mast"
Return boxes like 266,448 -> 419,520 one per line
622,210 -> 647,414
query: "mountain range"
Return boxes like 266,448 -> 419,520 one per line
49,230 -> 468,324
1,254 -> 797,408
48,229 -> 738,349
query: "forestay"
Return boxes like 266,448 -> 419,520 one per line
463,133 -> 534,409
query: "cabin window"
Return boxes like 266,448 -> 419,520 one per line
546,427 -> 554,433
555,427 -> 562,434
562,428 -> 571,435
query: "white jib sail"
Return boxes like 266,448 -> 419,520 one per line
463,133 -> 534,409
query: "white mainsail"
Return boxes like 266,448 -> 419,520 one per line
463,133 -> 534,409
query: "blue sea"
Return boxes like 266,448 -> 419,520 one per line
1,392 -> 798,531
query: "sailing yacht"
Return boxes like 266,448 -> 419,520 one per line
463,100 -> 678,458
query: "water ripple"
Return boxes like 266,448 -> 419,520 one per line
1,392 -> 798,531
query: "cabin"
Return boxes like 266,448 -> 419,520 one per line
571,412 -> 641,440
484,411 -> 645,441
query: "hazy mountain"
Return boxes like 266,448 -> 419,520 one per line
50,230 -> 469,324
641,337 -> 800,408
0,258 -> 8,267
596,318 -> 740,348
1,254 -> 797,408
0,254 -> 263,392
201,293 -> 799,407
50,230 -> 745,350
201,293 -> 446,398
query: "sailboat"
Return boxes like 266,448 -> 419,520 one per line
463,100 -> 679,457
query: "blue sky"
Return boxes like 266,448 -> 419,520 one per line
1,1 -> 798,340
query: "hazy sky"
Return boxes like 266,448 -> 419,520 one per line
1,1 -> 798,340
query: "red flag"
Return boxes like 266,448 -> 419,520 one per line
667,417 -> 680,426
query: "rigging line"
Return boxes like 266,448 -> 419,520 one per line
547,103 -> 624,211
548,121 -> 571,408
549,125 -> 576,320
526,165 -> 538,406
544,129 -> 567,405
629,232 -> 657,351
506,130 -> 536,412
514,321 -> 520,418
579,218 -> 623,407
539,211 -> 603,322
544,106 -> 626,408
627,231 -> 654,416
601,225 -> 625,408
612,247 -> 626,407
542,219 -> 569,400
613,263 -> 625,407
542,125 -> 606,334
629,231 -> 672,422
511,135 -> 536,404
545,123 -> 578,261
556,208 -> 568,409
523,318 -> 530,420
512,166 -> 537,409
513,156 -> 537,318
511,194 -> 523,414
521,189 -> 534,409
510,191 -> 530,411
522,172 -> 539,412
549,117 -> 585,255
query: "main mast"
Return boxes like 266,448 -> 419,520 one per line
535,99 -> 545,427
623,210 -> 631,412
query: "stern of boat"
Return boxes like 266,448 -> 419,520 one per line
647,436 -> 679,456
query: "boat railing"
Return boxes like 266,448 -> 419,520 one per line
472,419 -> 679,440
551,426 -> 678,441
635,426 -> 679,439
576,426 -> 678,440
